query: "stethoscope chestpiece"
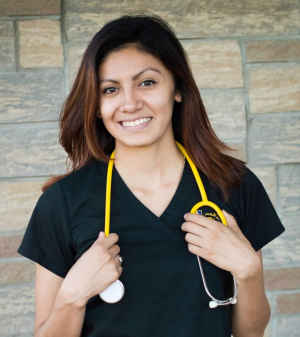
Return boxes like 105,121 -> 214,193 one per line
99,280 -> 125,304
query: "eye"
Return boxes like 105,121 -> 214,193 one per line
140,79 -> 156,87
102,87 -> 118,95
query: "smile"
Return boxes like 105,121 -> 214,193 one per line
120,117 -> 152,127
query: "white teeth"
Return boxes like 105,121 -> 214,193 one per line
122,117 -> 151,127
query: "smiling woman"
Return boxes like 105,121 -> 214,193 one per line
18,15 -> 285,337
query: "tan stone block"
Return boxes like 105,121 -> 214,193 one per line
19,19 -> 63,68
201,89 -> 246,140
0,179 -> 43,232
0,312 -> 34,336
0,260 -> 35,285
279,164 -> 300,215
0,122 -> 67,177
64,1 -> 300,40
0,283 -> 34,316
246,40 -> 300,63
276,293 -> 300,314
264,267 -> 300,291
224,142 -> 247,162
183,40 -> 243,88
248,166 -> 277,206
249,65 -> 300,113
66,42 -> 87,89
0,21 -> 15,71
0,234 -> 23,257
0,70 -> 64,122
0,0 -> 60,16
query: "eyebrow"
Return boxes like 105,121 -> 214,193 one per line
99,67 -> 162,84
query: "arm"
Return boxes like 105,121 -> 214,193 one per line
231,250 -> 270,337
35,265 -> 86,337
34,232 -> 122,337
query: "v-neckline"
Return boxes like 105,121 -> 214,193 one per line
113,161 -> 188,221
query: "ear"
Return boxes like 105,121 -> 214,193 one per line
174,91 -> 182,103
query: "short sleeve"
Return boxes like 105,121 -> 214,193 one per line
18,182 -> 74,278
231,169 -> 285,251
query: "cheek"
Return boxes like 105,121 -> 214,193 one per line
100,99 -> 118,120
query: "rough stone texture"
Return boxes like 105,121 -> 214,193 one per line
0,178 -> 43,232
0,70 -> 64,122
201,89 -> 246,141
0,260 -> 35,285
0,122 -> 66,177
66,42 -> 86,89
248,112 -> 300,165
0,21 -> 15,71
64,0 -> 300,41
0,0 -> 60,16
0,312 -> 34,336
264,268 -> 300,291
278,164 -> 300,215
0,235 -> 23,258
276,292 -> 300,314
249,166 -> 277,206
183,40 -> 243,88
276,315 -> 300,337
224,142 -> 246,162
246,40 -> 300,63
248,64 -> 300,113
19,19 -> 63,68
0,283 -> 34,316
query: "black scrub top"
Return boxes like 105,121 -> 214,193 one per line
18,159 -> 285,337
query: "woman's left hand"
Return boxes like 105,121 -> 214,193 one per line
181,210 -> 261,281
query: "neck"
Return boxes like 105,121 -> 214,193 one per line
113,137 -> 184,187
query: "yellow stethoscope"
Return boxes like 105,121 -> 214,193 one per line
99,142 -> 237,308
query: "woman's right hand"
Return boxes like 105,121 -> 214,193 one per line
58,231 -> 122,307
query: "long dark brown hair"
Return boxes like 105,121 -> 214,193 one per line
44,15 -> 245,199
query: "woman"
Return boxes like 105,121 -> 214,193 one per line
18,15 -> 285,337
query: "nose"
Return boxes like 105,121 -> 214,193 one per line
119,87 -> 142,113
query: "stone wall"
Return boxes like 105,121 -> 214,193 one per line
0,0 -> 299,336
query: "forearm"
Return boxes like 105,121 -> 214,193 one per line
232,263 -> 270,337
35,288 -> 86,337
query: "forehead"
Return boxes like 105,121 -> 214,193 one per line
99,46 -> 169,78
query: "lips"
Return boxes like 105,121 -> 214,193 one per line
120,117 -> 152,127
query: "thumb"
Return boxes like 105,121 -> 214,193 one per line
222,210 -> 240,233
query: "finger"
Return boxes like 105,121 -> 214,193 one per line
181,221 -> 207,236
184,232 -> 203,248
184,213 -> 219,229
97,232 -> 119,249
108,245 -> 120,258
222,210 -> 241,233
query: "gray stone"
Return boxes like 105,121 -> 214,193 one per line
201,89 -> 246,142
0,312 -> 34,336
275,315 -> 300,337
248,112 -> 300,165
64,0 -> 300,40
279,164 -> 300,215
0,21 -> 15,72
0,122 -> 66,177
0,70 -> 65,123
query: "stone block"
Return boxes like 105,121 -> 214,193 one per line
248,112 -> 300,165
0,122 -> 66,177
66,42 -> 87,89
0,283 -> 34,316
201,89 -> 246,141
264,267 -> 300,291
246,40 -> 300,63
224,142 -> 247,162
0,312 -> 34,336
0,0 -> 60,16
0,235 -> 23,258
278,164 -> 300,215
64,0 -> 300,40
276,292 -> 300,314
183,40 -> 243,88
249,166 -> 277,206
0,260 -> 35,285
0,178 -> 43,232
0,70 -> 64,122
248,64 -> 300,113
0,21 -> 15,71
276,315 -> 300,337
19,19 -> 63,68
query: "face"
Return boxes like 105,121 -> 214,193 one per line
98,46 -> 181,149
